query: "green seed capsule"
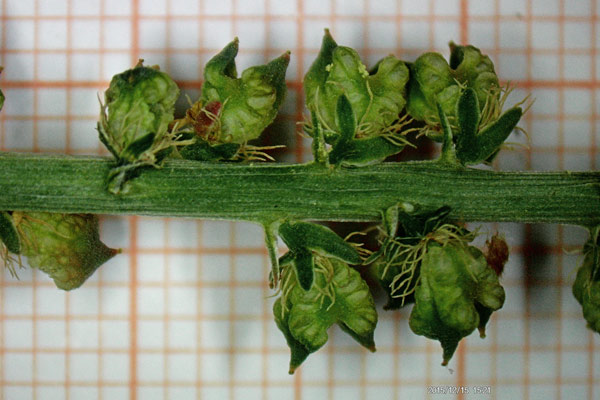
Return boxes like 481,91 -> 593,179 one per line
572,228 -> 600,333
406,43 -> 501,141
303,30 -> 409,165
274,256 -> 377,373
304,31 -> 409,141
409,242 -> 505,365
200,38 -> 290,144
99,62 -> 179,164
13,212 -> 117,290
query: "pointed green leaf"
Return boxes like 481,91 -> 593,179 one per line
124,132 -> 156,158
461,106 -> 522,165
288,289 -> 335,352
332,260 -> 378,350
101,64 -> 179,162
336,94 -> 356,143
456,88 -> 480,145
364,55 -> 409,128
436,102 -> 455,162
304,30 -> 408,142
278,221 -> 361,265
0,211 -> 20,254
328,136 -> 405,166
294,250 -> 315,291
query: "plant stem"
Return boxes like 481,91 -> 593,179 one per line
0,152 -> 598,226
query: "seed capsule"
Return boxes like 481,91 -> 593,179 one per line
274,256 -> 377,373
406,43 -> 501,141
13,212 -> 117,290
409,242 -> 505,365
572,228 -> 600,333
199,38 -> 290,144
304,30 -> 410,165
99,62 -> 179,164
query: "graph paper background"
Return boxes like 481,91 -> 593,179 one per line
0,0 -> 599,399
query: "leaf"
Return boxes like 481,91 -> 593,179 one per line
436,102 -> 455,162
179,139 -> 240,161
470,107 -> 522,163
0,211 -> 20,254
336,94 -> 356,143
363,56 -> 409,129
328,136 -> 405,167
456,88 -> 481,148
124,132 -> 156,158
278,221 -> 362,265
102,65 -> 179,161
293,250 -> 315,291
449,43 -> 499,107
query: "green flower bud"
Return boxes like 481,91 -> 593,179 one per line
409,242 -> 505,365
200,38 -> 290,144
304,30 -> 409,143
406,43 -> 500,140
369,206 -> 453,310
99,62 -> 179,164
572,228 -> 600,333
275,256 -> 377,373
13,212 -> 117,290
449,43 -> 499,107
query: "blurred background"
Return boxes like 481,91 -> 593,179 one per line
0,0 -> 598,399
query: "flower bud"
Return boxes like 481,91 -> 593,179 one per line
409,242 -> 505,365
572,229 -> 600,333
99,62 -> 179,164
304,30 -> 409,142
13,212 -> 117,290
274,256 -> 377,373
406,43 -> 500,140
200,38 -> 290,144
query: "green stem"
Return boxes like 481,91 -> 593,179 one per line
0,152 -> 598,226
